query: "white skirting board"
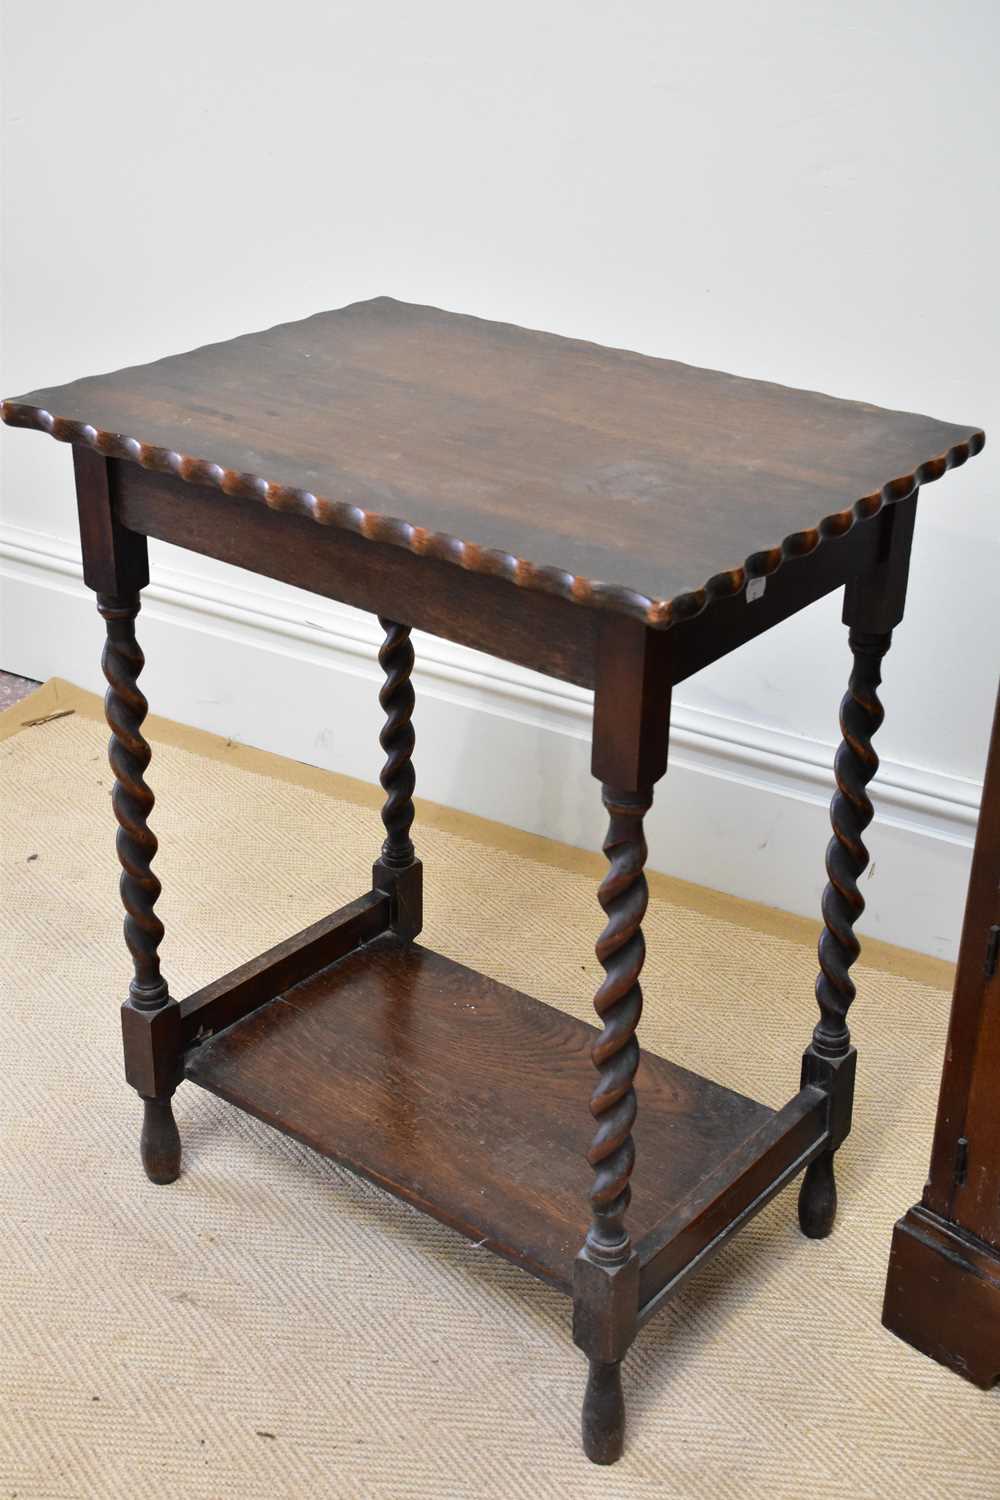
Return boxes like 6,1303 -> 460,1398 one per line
0,521 -> 979,961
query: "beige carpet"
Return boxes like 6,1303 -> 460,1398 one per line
1,679 -> 994,1499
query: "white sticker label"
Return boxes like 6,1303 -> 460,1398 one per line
746,576 -> 767,603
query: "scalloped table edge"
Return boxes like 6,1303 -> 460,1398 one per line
0,401 -> 985,631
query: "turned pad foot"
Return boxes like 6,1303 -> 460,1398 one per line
798,1150 -> 837,1239
582,1359 -> 625,1465
140,1096 -> 181,1184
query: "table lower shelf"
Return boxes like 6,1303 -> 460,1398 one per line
184,931 -> 827,1303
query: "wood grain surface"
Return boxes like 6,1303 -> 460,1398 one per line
3,296 -> 984,628
184,933 -> 774,1291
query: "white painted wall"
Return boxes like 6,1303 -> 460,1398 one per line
2,1 -> 997,958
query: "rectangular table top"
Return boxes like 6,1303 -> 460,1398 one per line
2,296 -> 983,628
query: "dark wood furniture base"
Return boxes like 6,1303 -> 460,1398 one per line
3,296 -> 984,1464
883,1206 -> 1000,1389
882,686 -> 1000,1389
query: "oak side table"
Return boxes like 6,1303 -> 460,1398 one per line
3,298 -> 985,1464
882,683 -> 1000,1385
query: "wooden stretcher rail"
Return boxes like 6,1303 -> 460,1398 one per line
636,1086 -> 831,1320
179,890 -> 391,1044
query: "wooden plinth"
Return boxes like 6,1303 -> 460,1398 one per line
184,932 -> 823,1301
883,1205 -> 1000,1389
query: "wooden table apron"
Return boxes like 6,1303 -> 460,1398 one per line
4,295 -> 984,1467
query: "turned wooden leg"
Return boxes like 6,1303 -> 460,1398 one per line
587,787 -> 649,1263
371,617 -> 422,940
573,619 -> 670,1464
575,785 -> 650,1462
99,592 -> 182,1184
799,627 -> 891,1237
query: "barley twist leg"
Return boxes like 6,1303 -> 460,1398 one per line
799,628 -> 891,1236
371,617 -> 422,939
578,786 -> 650,1463
99,593 -> 180,1184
